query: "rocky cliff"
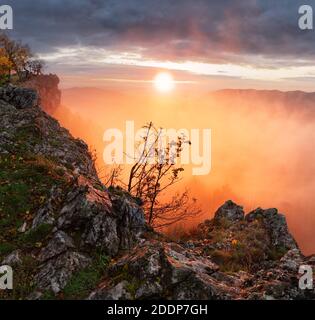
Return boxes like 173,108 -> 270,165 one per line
21,74 -> 61,114
0,86 -> 314,300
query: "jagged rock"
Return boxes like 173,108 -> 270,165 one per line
0,85 -> 38,109
88,281 -> 133,300
82,212 -> 120,256
21,74 -> 61,114
35,251 -> 91,294
81,193 -> 147,256
55,178 -> 147,257
280,249 -> 304,272
1,250 -> 22,266
214,200 -> 245,222
307,255 -> 315,265
89,241 -> 237,300
32,186 -> 65,230
0,94 -> 98,179
246,208 -> 298,250
57,178 -> 112,231
38,231 -> 75,262
110,191 -> 147,251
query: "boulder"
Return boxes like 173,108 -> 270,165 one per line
0,85 -> 38,109
38,231 -> 75,262
214,200 -> 245,222
35,251 -> 91,294
246,208 -> 298,250
1,250 -> 22,266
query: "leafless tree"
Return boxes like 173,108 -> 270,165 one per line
26,59 -> 45,76
102,165 -> 124,188
126,122 -> 201,228
148,191 -> 201,229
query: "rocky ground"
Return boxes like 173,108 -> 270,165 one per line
0,85 -> 314,300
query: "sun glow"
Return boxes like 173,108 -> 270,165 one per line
154,72 -> 175,93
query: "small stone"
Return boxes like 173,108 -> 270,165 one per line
18,222 -> 27,233
1,250 -> 22,266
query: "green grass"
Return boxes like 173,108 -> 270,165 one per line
62,252 -> 110,300
19,224 -> 53,246
0,154 -> 67,260
14,125 -> 42,153
0,242 -> 16,256
0,152 -> 69,299
41,290 -> 56,300
268,246 -> 288,261
202,219 -> 282,273
41,254 -> 111,300
108,262 -> 146,300
63,267 -> 101,299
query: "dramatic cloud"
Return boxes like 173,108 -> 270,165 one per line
5,0 -> 315,63
4,0 -> 315,89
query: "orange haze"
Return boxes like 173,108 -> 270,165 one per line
53,87 -> 315,255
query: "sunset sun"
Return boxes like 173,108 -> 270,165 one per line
154,72 -> 175,93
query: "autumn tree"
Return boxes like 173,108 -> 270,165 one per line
0,33 -> 44,82
0,48 -> 12,85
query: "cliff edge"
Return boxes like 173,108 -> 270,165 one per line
0,87 -> 314,300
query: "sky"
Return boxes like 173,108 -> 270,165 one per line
5,0 -> 315,90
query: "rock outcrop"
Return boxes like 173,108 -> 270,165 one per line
89,201 -> 315,300
0,85 -> 39,109
0,87 -> 314,300
21,74 -> 61,114
246,207 -> 298,250
213,200 -> 245,222
0,86 -> 148,299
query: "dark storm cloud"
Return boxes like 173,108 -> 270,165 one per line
4,0 -> 315,63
